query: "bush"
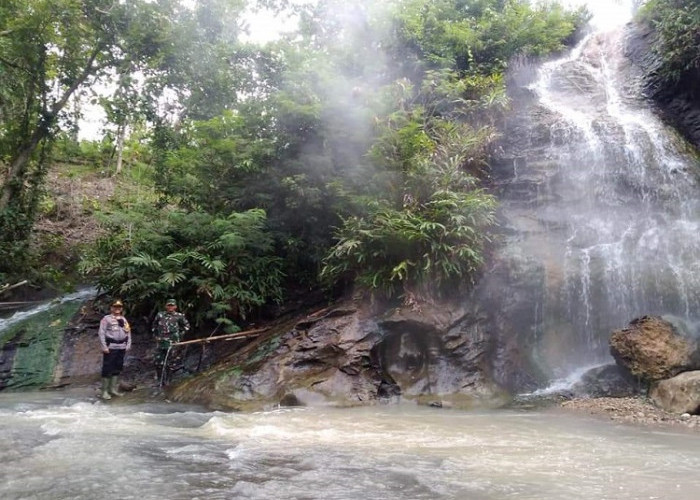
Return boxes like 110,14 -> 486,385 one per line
79,206 -> 283,329
639,0 -> 700,84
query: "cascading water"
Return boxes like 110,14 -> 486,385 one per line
486,1 -> 700,387
0,288 -> 95,332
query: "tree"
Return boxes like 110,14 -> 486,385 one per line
75,0 -> 590,318
0,0 -> 184,278
638,0 -> 700,85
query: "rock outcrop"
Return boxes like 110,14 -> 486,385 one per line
609,315 -> 700,382
0,297 -> 154,392
650,371 -> 700,415
625,23 -> 700,150
170,300 -> 509,411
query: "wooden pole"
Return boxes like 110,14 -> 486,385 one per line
0,280 -> 29,295
170,327 -> 268,347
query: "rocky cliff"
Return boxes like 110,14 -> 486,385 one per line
625,22 -> 700,150
169,300 -> 510,411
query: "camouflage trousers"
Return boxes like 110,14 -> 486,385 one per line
153,337 -> 183,379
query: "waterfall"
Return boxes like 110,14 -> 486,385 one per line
485,3 -> 700,387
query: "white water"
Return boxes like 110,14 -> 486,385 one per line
0,288 -> 96,332
505,0 -> 700,380
0,391 -> 698,500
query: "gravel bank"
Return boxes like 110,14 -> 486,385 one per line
559,396 -> 700,432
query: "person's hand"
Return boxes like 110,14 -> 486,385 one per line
102,348 -> 109,354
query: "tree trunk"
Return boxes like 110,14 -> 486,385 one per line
0,47 -> 101,211
115,124 -> 126,175
0,126 -> 48,210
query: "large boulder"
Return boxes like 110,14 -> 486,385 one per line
609,316 -> 700,382
650,371 -> 700,415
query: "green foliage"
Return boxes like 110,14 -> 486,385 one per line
3,0 -> 587,310
0,0 -> 186,281
154,110 -> 278,212
387,0 -> 589,77
79,206 -> 283,329
150,56 -> 354,287
323,116 -> 497,299
322,194 -> 496,298
638,0 -> 700,84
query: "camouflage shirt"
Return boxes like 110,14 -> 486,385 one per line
151,311 -> 190,343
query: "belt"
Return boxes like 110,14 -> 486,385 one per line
105,336 -> 128,345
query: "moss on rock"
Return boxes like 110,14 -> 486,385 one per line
0,301 -> 81,390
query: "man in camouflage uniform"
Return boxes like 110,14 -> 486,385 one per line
152,298 -> 190,382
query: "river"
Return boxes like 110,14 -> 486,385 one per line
0,391 -> 698,500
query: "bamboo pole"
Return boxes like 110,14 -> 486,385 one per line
170,327 -> 268,347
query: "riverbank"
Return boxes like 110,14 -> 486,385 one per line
559,396 -> 700,432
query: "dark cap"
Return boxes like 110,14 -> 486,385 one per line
165,298 -> 177,306
111,299 -> 124,307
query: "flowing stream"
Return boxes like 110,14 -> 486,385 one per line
0,391 -> 699,500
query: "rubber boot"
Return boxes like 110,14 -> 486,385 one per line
109,376 -> 124,397
101,378 -> 112,400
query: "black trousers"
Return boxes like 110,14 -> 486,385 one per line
101,349 -> 126,377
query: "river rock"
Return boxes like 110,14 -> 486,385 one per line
609,315 -> 700,382
649,371 -> 700,415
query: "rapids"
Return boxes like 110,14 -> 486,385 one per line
0,391 -> 698,500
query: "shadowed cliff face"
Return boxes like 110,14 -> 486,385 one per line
625,23 -> 700,150
0,294 -> 155,392
169,302 -> 509,410
482,25 -> 700,390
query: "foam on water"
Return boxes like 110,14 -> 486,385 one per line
1,394 -> 699,500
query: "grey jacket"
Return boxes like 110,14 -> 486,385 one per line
98,314 -> 132,351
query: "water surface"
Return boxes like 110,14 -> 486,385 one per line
1,391 -> 698,500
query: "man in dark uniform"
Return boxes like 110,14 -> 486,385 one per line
151,298 -> 190,382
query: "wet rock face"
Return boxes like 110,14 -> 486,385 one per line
650,371 -> 700,415
0,298 -> 161,392
171,302 -> 508,411
375,305 -> 506,406
609,315 -> 700,382
0,301 -> 85,390
482,25 -> 700,393
625,23 -> 700,150
569,363 -> 643,398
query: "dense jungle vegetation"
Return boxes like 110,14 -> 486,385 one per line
638,0 -> 699,88
1,0 -> 618,330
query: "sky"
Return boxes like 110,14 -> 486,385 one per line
561,0 -> 636,30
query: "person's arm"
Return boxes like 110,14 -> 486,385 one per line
124,317 -> 132,350
151,312 -> 161,337
98,317 -> 109,353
